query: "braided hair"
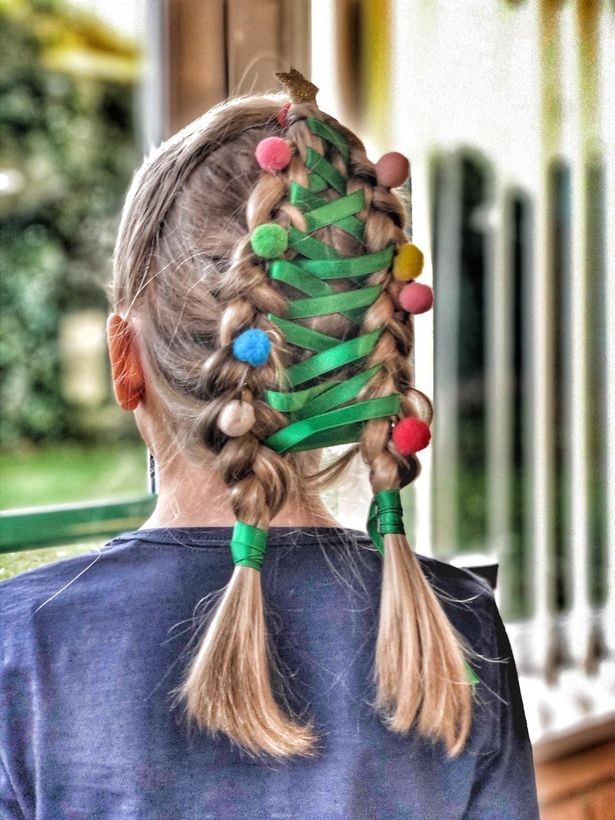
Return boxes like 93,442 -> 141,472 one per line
112,91 -> 476,759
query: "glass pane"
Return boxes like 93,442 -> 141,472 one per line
550,159 -> 571,614
586,156 -> 608,609
456,156 -> 488,552
504,191 -> 533,622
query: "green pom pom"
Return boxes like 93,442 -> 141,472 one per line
250,223 -> 288,259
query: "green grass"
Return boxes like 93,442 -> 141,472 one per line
0,542 -> 102,582
0,441 -> 148,580
0,441 -> 148,509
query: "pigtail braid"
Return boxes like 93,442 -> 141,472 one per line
344,145 -> 474,757
268,105 -> 473,757
175,171 -> 318,759
260,104 -> 475,756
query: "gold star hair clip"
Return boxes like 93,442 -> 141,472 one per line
275,67 -> 319,104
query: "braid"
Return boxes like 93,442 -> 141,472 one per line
351,155 -> 474,757
112,87 -> 476,761
273,105 -> 475,756
174,143 -> 319,759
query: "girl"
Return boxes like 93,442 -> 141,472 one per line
0,75 -> 539,818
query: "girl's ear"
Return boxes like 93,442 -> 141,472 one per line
106,313 -> 145,411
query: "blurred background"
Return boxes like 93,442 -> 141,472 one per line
0,0 -> 613,814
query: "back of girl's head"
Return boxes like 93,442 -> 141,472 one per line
111,87 -> 477,760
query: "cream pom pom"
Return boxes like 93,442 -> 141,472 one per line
217,400 -> 256,437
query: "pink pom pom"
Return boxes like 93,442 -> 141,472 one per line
255,137 -> 292,172
399,283 -> 433,314
375,152 -> 410,188
392,417 -> 431,456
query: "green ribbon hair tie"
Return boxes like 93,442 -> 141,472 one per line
366,489 -> 405,556
230,521 -> 268,571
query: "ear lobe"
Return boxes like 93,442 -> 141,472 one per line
106,313 -> 145,411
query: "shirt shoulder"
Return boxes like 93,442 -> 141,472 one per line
417,552 -> 495,597
0,537 -> 133,628
414,552 -> 497,625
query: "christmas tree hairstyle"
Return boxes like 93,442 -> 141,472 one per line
112,70 -> 479,760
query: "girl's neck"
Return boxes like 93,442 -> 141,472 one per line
139,452 -> 340,530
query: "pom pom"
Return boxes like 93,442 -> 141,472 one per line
255,137 -> 292,172
217,400 -> 256,437
375,151 -> 410,188
277,102 -> 291,127
232,328 -> 271,367
399,282 -> 433,314
393,243 -> 424,282
251,223 -> 288,259
391,417 -> 431,456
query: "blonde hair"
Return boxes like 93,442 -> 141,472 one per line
111,93 -> 476,759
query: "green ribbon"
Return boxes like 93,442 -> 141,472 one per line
304,189 -> 366,239
292,365 -> 383,420
265,394 -> 400,454
305,146 -> 346,195
288,225 -> 340,260
262,119 -> 403,455
287,284 -> 382,320
286,328 -> 383,388
297,245 -> 394,279
307,117 -> 350,160
465,661 -> 480,686
366,489 -> 405,556
230,521 -> 268,571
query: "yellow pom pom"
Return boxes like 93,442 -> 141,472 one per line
393,243 -> 424,282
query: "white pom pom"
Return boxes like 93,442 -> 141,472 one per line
217,400 -> 256,437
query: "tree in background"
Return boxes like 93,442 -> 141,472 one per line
0,0 -> 141,446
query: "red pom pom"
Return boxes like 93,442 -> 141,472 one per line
255,137 -> 292,172
375,152 -> 410,188
399,283 -> 433,314
391,417 -> 431,455
277,102 -> 291,127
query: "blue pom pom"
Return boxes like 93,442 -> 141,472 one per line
232,328 -> 271,367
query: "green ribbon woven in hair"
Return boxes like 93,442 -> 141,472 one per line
258,119 -> 481,691
230,521 -> 268,571
262,119 -> 397,455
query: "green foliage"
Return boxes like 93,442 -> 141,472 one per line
0,440 -> 148,509
0,541 -> 97,583
0,0 -> 140,446
0,440 -> 148,578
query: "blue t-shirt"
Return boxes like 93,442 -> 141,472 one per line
0,525 -> 539,819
